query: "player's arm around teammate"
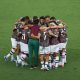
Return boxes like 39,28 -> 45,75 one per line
39,26 -> 50,71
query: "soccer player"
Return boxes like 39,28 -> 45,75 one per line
44,16 -> 50,27
39,25 -> 50,71
4,17 -> 27,62
4,23 -> 23,62
49,22 -> 60,69
58,20 -> 68,67
38,16 -> 45,26
15,16 -> 30,65
16,25 -> 30,67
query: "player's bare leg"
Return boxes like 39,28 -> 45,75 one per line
48,55 -> 52,69
16,44 -> 21,61
15,44 -> 22,66
44,54 -> 49,71
61,48 -> 66,67
40,54 -> 45,70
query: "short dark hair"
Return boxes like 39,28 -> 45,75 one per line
33,16 -> 38,20
45,15 -> 50,19
50,16 -> 56,20
33,19 -> 39,25
20,16 -> 29,22
25,16 -> 30,20
39,16 -> 45,19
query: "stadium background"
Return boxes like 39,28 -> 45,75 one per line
0,0 -> 80,80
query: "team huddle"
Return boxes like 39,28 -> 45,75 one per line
4,16 -> 68,71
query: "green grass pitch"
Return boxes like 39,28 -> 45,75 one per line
0,0 -> 80,80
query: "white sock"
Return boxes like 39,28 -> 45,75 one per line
17,55 -> 21,61
45,62 -> 48,68
49,56 -> 52,68
21,61 -> 26,66
11,55 -> 14,60
52,61 -> 55,67
64,52 -> 67,63
6,49 -> 15,58
49,62 -> 52,68
61,52 -> 65,65
55,56 -> 59,68
41,61 -> 44,68
6,54 -> 11,58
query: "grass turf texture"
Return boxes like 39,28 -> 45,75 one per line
0,0 -> 80,80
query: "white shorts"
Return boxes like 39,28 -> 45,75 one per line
11,38 -> 18,48
20,42 -> 29,54
20,53 -> 27,60
59,42 -> 67,50
39,46 -> 50,54
50,44 -> 59,53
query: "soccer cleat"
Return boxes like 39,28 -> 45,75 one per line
21,61 -> 28,67
52,65 -> 55,69
59,62 -> 62,66
4,56 -> 8,61
44,67 -> 49,71
41,67 -> 45,70
16,60 -> 21,67
59,62 -> 64,68
61,65 -> 64,68
11,58 -> 16,62
55,67 -> 58,69
34,65 -> 38,69
48,63 -> 52,69
30,66 -> 34,69
64,61 -> 67,64
34,66 -> 37,69
30,67 -> 34,69
24,62 -> 28,66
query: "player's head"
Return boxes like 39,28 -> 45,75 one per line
33,19 -> 39,25
50,16 -> 58,25
50,16 -> 56,21
39,16 -> 45,25
32,16 -> 39,25
39,16 -> 45,20
25,16 -> 30,20
56,20 -> 62,25
32,16 -> 38,21
45,15 -> 50,23
20,16 -> 30,24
